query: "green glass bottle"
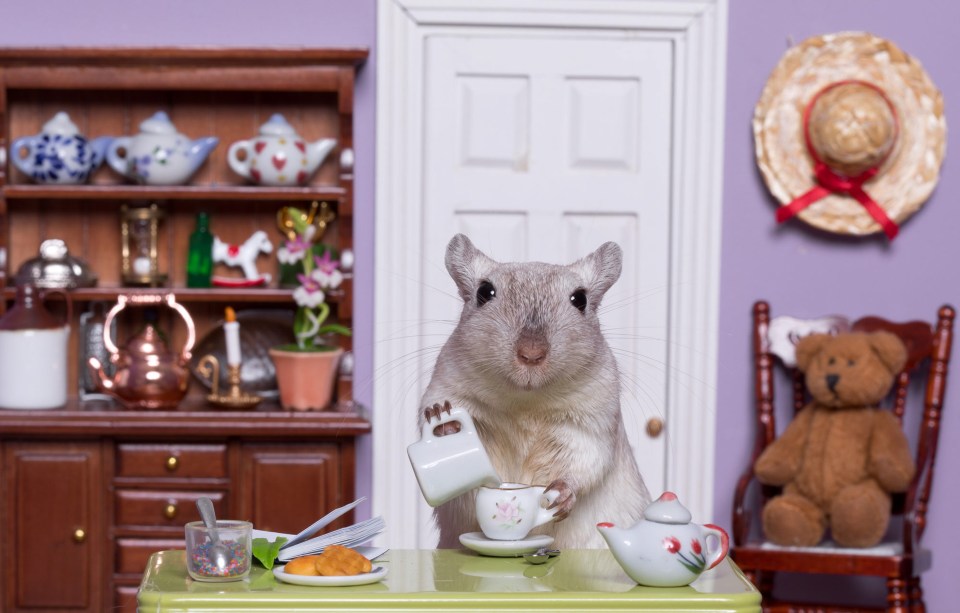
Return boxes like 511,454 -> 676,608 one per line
186,212 -> 213,288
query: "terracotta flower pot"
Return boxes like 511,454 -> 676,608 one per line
269,346 -> 343,411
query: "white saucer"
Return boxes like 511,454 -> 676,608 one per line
273,565 -> 388,587
458,532 -> 554,557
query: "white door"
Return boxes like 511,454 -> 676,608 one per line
421,35 -> 673,500
375,0 -> 727,549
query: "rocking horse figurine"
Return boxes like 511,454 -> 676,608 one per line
212,230 -> 273,287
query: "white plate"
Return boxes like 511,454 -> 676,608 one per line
273,565 -> 388,587
458,532 -> 554,557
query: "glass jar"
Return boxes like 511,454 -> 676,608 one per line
184,520 -> 252,582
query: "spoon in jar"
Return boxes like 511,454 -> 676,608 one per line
196,497 -> 229,573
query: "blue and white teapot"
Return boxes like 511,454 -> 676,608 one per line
10,112 -> 112,184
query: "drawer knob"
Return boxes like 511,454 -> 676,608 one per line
646,418 -> 664,438
164,502 -> 178,520
165,455 -> 180,472
73,528 -> 86,543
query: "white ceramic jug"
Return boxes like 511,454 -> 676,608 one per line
0,284 -> 72,409
407,406 -> 501,507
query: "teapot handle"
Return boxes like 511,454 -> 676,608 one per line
227,140 -> 253,180
699,523 -> 730,570
10,136 -> 38,177
105,136 -> 133,178
102,293 -> 196,360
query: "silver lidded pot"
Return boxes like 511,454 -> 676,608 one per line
15,239 -> 97,289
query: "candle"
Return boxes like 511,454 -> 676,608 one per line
224,306 -> 241,367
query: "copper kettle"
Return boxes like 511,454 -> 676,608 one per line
88,293 -> 195,409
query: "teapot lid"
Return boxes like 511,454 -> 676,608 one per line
642,491 -> 692,525
15,239 -> 98,289
139,111 -> 178,135
42,112 -> 81,137
259,114 -> 298,137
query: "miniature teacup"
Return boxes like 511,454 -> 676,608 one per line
407,406 -> 501,507
476,483 -> 560,541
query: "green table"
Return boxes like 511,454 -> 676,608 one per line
138,549 -> 760,612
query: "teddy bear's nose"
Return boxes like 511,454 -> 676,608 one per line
826,374 -> 840,391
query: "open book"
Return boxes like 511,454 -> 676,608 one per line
252,497 -> 386,562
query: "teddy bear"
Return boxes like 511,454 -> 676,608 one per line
754,330 -> 915,548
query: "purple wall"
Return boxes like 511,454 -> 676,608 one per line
4,0 -> 956,608
0,0 -> 378,517
716,0 -> 959,608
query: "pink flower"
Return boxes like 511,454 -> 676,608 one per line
493,497 -> 522,524
312,251 -> 344,289
663,536 -> 681,554
293,273 -> 325,308
691,539 -> 702,555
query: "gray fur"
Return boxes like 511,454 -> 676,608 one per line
420,234 -> 651,548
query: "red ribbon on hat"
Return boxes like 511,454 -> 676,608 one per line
775,80 -> 900,240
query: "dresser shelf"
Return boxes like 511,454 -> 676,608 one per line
3,184 -> 347,201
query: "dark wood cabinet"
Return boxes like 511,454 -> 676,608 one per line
0,48 -> 370,613
2,442 -> 103,612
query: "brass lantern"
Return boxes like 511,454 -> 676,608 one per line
121,203 -> 167,286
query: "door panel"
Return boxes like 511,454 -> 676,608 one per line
423,34 -> 673,502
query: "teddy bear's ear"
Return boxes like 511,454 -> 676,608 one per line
868,331 -> 908,375
794,333 -> 830,371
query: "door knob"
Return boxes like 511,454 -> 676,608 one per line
646,418 -> 664,438
73,528 -> 87,543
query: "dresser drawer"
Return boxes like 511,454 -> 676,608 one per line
116,538 -> 183,575
116,443 -> 228,479
115,489 -> 227,529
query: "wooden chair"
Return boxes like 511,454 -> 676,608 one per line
731,300 -> 955,612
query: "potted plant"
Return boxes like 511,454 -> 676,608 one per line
269,242 -> 351,411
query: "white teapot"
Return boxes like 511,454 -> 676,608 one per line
597,491 -> 729,587
106,112 -> 218,185
227,114 -> 336,186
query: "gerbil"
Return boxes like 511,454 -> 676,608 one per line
419,234 -> 651,549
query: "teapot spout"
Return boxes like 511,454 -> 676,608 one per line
306,138 -> 337,173
87,357 -> 119,398
89,136 -> 114,167
596,522 -> 629,548
186,136 -> 220,173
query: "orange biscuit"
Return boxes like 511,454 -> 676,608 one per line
314,545 -> 372,576
284,555 -> 323,576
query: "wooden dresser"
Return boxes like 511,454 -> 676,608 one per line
0,48 -> 369,613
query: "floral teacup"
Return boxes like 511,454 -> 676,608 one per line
476,483 -> 559,541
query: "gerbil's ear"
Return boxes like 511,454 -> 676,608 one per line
571,242 -> 622,298
868,331 -> 908,375
794,333 -> 830,372
445,234 -> 496,302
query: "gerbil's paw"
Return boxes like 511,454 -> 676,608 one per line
423,400 -> 461,436
544,479 -> 576,522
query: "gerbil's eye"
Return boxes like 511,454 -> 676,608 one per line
476,281 -> 496,307
828,357 -> 836,366
570,289 -> 587,313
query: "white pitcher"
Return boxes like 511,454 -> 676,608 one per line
407,406 -> 501,507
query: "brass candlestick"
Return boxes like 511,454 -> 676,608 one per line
196,354 -> 262,409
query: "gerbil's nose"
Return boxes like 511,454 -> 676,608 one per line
826,374 -> 840,391
516,331 -> 549,366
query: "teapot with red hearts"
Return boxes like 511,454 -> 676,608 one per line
227,114 -> 336,186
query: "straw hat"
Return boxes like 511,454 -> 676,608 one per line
754,32 -> 946,239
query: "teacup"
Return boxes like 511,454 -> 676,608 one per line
476,483 -> 560,541
407,406 -> 501,507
